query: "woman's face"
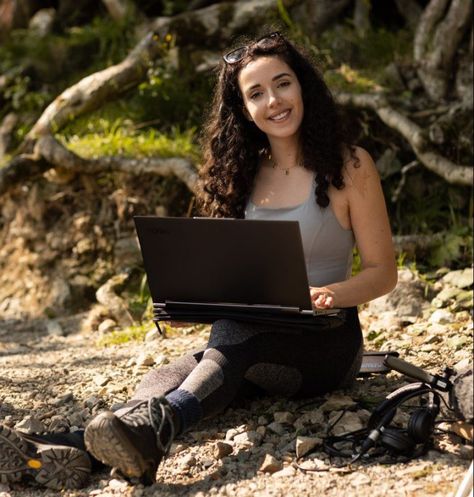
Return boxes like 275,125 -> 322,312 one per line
237,56 -> 304,142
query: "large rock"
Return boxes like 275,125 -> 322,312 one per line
452,365 -> 473,422
367,268 -> 426,319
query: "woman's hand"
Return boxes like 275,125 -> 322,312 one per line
310,286 -> 335,309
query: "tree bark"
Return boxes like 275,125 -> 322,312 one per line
353,0 -> 371,37
414,0 -> 473,100
336,92 -> 473,186
394,0 -> 423,31
101,0 -> 136,21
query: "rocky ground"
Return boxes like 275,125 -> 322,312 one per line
0,267 -> 472,497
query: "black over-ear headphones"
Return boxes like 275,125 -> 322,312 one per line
322,382 -> 442,462
358,382 -> 441,458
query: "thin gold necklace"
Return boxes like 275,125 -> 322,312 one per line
268,152 -> 301,175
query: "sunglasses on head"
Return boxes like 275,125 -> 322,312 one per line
223,32 -> 285,64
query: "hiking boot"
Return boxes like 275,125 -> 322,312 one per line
0,425 -> 91,490
84,396 -> 175,484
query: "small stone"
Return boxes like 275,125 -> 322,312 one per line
108,478 -> 129,490
298,457 -> 329,471
136,352 -> 155,367
257,415 -> 270,425
145,328 -> 160,341
84,396 -> 102,409
432,287 -> 462,307
169,443 -> 187,456
52,392 -> 74,407
320,394 -> 357,412
256,426 -> 266,437
274,411 -> 294,424
67,412 -> 83,427
233,431 -> 262,447
259,454 -> 283,474
267,422 -> 286,436
295,436 -> 322,458
98,319 -> 118,333
48,415 -> 69,433
154,354 -> 169,366
294,410 -> 325,431
272,465 -> 296,477
46,320 -> 64,336
202,458 -> 214,468
214,441 -> 233,459
93,374 -> 110,387
441,269 -> 473,289
181,454 -> 197,468
15,416 -> 46,434
329,411 -> 365,435
430,309 -> 454,324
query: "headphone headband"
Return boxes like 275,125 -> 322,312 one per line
368,382 -> 440,430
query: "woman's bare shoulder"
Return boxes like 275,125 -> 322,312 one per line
342,146 -> 379,188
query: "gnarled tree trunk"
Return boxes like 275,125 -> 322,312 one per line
414,0 -> 473,101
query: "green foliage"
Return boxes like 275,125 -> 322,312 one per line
319,23 -> 412,71
428,229 -> 472,268
133,61 -> 214,130
59,116 -> 200,161
97,322 -> 153,346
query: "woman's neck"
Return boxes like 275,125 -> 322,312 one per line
267,135 -> 302,169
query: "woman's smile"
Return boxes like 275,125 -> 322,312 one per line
268,109 -> 291,122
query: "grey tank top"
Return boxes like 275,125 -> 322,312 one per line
245,178 -> 355,287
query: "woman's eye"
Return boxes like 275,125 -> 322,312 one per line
250,91 -> 263,100
278,81 -> 290,88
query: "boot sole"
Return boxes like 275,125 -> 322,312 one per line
84,411 -> 155,480
0,425 -> 91,490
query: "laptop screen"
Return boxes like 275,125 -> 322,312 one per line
134,216 -> 313,311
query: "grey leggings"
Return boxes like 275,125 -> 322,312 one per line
128,308 -> 363,420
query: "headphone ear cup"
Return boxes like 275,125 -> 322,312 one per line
408,408 -> 436,443
380,427 -> 416,454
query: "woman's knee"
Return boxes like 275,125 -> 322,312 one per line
208,319 -> 262,348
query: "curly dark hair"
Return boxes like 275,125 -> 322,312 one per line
197,33 -> 355,218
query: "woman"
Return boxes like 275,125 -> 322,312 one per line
0,32 -> 397,490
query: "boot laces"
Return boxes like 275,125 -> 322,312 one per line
121,397 -> 175,458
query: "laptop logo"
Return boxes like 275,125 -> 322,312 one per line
149,228 -> 171,235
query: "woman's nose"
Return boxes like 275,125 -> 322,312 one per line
268,91 -> 280,107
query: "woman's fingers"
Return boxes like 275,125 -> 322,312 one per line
310,287 -> 335,309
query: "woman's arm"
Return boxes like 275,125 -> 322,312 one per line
311,147 -> 397,309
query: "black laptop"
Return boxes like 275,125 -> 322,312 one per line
133,216 -> 342,329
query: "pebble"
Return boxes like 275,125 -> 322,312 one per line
320,394 -> 357,412
295,436 -> 322,458
267,422 -> 286,436
98,318 -> 118,333
214,441 -> 233,459
15,416 -> 46,434
272,465 -> 296,477
145,328 -> 160,341
52,392 -> 74,407
430,309 -> 455,324
259,454 -> 283,474
46,319 -> 64,336
274,411 -> 294,424
135,351 -> 155,367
